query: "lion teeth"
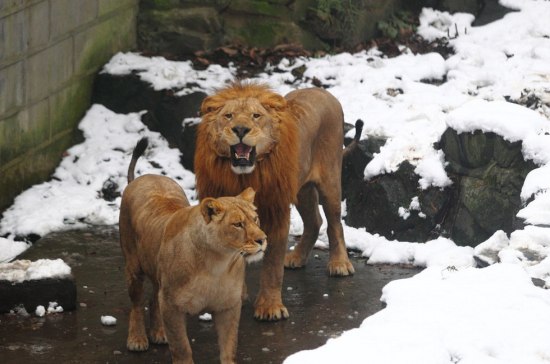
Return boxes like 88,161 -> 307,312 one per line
234,152 -> 250,160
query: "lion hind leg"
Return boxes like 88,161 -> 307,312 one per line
149,283 -> 168,344
318,180 -> 355,277
126,268 -> 149,351
284,184 -> 322,269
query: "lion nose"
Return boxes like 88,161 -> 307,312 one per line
232,126 -> 250,139
255,238 -> 266,246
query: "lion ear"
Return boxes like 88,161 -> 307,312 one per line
200,198 -> 225,223
201,95 -> 225,115
238,187 -> 256,203
259,92 -> 287,111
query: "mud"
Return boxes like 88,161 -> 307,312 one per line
0,226 -> 419,364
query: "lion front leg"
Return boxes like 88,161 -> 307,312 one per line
214,304 -> 241,364
159,291 -> 194,364
254,223 -> 290,321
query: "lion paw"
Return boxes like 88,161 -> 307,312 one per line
284,251 -> 306,269
254,303 -> 289,321
127,335 -> 149,351
327,259 -> 355,277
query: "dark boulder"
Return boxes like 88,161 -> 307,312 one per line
342,138 -> 453,242
92,73 -> 205,171
0,277 -> 76,314
439,128 -> 536,246
341,127 -> 536,247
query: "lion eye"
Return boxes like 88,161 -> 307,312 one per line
254,216 -> 260,225
252,113 -> 261,119
224,113 -> 233,120
233,222 -> 244,229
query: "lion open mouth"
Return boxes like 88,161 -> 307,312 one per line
230,143 -> 256,168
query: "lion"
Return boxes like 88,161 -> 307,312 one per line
194,82 -> 355,321
119,137 -> 267,364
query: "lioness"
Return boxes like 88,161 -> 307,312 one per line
119,137 -> 267,364
195,82 -> 355,321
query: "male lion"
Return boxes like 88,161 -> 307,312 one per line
119,138 -> 267,364
195,82 -> 355,321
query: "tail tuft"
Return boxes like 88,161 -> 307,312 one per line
353,119 -> 364,143
128,137 -> 149,183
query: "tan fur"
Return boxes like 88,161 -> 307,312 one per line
194,82 -> 354,321
120,139 -> 266,364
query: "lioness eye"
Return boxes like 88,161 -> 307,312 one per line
233,222 -> 244,228
224,113 -> 233,120
254,216 -> 260,225
252,113 -> 261,119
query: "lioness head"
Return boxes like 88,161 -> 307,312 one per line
200,82 -> 287,175
200,187 -> 267,263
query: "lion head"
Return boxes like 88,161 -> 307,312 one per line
199,82 -> 288,175
200,187 -> 267,263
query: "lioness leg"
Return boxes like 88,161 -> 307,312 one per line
318,179 -> 355,276
254,217 -> 290,321
126,269 -> 149,351
149,283 -> 167,344
159,292 -> 194,364
214,304 -> 241,364
285,183 -> 322,269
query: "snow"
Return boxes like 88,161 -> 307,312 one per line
285,264 -> 550,364
0,238 -> 30,263
35,305 -> 45,317
0,259 -> 71,283
101,315 -> 117,326
199,313 -> 212,322
46,302 -> 63,314
0,0 -> 550,363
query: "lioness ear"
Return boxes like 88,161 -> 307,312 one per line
258,92 -> 287,111
200,95 -> 225,115
238,187 -> 256,203
200,198 -> 225,223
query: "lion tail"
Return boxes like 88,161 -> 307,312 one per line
343,119 -> 364,158
128,137 -> 148,183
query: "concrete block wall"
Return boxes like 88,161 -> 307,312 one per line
0,0 -> 138,213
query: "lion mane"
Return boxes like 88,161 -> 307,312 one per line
194,81 -> 355,321
195,82 -> 300,229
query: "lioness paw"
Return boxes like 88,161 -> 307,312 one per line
127,335 -> 149,351
284,252 -> 306,269
327,259 -> 355,277
149,329 -> 168,345
254,304 -> 289,321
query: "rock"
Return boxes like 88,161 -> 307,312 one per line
138,7 -> 223,55
92,73 -> 205,171
439,128 -> 536,246
342,138 -> 453,242
0,277 -> 76,314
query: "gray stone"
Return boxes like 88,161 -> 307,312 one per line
0,276 -> 77,314
138,8 -> 222,54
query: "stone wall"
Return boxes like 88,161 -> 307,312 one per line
0,0 -> 138,212
137,0 -> 402,56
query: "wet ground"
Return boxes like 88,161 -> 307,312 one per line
0,226 -> 419,364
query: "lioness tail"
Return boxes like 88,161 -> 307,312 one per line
343,119 -> 364,158
128,137 -> 148,183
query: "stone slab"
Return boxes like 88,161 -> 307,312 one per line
0,276 -> 77,314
